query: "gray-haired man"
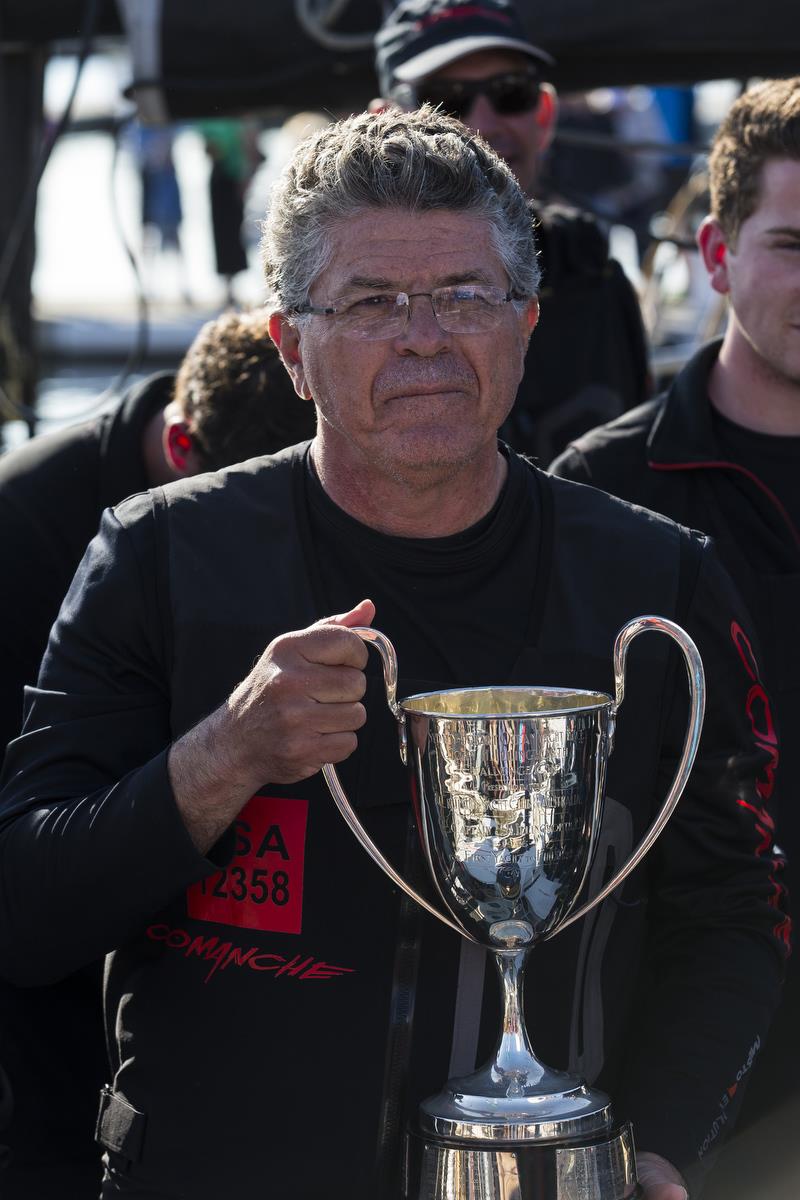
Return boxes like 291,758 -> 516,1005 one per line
0,107 -> 785,1199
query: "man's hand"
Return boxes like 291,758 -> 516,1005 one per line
636,1151 -> 689,1200
224,597 -> 374,785
168,598 -> 375,852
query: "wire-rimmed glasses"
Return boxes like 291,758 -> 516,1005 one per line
294,284 -> 526,341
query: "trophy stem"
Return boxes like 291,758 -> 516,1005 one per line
418,942 -> 614,1140
491,948 -> 547,1090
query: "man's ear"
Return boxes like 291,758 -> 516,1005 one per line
163,416 -> 204,478
268,312 -> 312,400
534,84 -> 558,155
697,216 -> 731,296
522,296 -> 539,342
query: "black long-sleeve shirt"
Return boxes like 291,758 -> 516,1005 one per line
550,342 -> 800,1137
0,372 -> 173,1194
0,372 -> 173,765
0,446 -> 787,1197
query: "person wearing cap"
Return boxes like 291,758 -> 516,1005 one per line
375,0 -> 650,464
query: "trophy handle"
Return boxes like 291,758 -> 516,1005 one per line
321,627 -> 472,941
556,615 -> 706,936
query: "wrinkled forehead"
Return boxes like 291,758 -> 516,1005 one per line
309,207 -> 507,295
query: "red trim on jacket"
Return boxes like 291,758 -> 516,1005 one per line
649,459 -> 800,554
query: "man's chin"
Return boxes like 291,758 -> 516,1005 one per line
373,428 -> 494,479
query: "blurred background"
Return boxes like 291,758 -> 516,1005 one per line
2,0 -> 799,452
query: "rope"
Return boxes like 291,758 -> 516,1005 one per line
293,0 -> 377,51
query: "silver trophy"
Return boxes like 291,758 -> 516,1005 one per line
323,615 -> 705,1200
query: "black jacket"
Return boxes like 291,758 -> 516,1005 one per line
0,444 -> 786,1197
500,204 -> 650,463
0,373 -> 172,1196
0,372 -> 174,763
550,339 -> 799,1129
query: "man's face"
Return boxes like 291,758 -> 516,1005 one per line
717,158 -> 800,387
275,208 -> 537,484
420,49 -> 555,195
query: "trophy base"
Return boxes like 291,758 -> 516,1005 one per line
419,1062 -> 614,1142
405,1122 -> 639,1200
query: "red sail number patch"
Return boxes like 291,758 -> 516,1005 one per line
187,795 -> 308,934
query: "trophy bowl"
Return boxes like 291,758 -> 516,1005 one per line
323,617 -> 705,1200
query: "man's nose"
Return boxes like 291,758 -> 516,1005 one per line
394,294 -> 451,355
463,92 -> 504,140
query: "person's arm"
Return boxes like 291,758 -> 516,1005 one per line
540,204 -> 651,414
617,540 -> 787,1193
167,598 -> 374,855
0,499 -> 204,984
0,495 -> 373,985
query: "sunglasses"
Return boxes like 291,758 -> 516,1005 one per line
413,70 -> 541,122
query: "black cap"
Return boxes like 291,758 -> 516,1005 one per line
376,1 -> 554,97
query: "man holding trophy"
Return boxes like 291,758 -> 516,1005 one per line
0,108 -> 787,1199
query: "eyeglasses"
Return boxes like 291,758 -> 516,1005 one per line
294,285 -> 525,341
409,70 -> 541,122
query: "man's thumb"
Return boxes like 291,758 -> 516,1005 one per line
322,598 -> 376,630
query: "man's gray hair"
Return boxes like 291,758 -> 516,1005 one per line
261,105 -> 540,312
